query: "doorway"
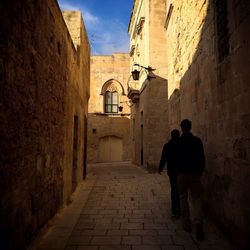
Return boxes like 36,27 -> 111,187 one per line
140,111 -> 144,166
72,115 -> 78,192
99,136 -> 123,162
140,124 -> 143,165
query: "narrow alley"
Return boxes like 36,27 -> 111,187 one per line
1,0 -> 250,249
36,162 -> 231,250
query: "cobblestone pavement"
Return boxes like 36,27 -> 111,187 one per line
36,162 -> 233,250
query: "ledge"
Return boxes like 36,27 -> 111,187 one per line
127,87 -> 140,103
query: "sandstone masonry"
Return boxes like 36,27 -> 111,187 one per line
166,0 -> 250,248
128,0 -> 169,170
129,0 -> 250,248
87,54 -> 131,163
0,1 -> 90,249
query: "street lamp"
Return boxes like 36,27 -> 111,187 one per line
118,101 -> 132,112
131,63 -> 156,80
131,69 -> 140,81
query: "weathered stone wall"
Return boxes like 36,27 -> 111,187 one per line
143,78 -> 168,169
88,115 -> 131,162
130,77 -> 168,169
128,0 -> 169,169
130,103 -> 140,165
89,54 -> 130,114
149,0 -> 168,79
87,54 -> 131,163
166,0 -> 250,247
0,1 -> 90,249
129,0 -> 150,85
79,13 -> 90,178
62,10 -> 90,203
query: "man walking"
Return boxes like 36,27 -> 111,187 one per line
178,119 -> 206,240
158,129 -> 180,218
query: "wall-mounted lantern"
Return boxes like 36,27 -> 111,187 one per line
131,63 -> 156,81
118,101 -> 132,112
131,69 -> 140,81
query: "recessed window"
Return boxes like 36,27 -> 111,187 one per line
105,91 -> 118,113
136,17 -> 145,34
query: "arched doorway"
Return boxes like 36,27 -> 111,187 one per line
98,136 -> 123,162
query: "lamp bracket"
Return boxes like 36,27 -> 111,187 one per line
133,63 -> 156,72
120,100 -> 132,107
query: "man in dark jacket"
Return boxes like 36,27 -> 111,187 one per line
159,129 -> 180,218
178,119 -> 205,240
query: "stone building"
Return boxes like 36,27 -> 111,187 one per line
129,0 -> 250,248
128,0 -> 169,170
0,1 -> 90,249
87,54 -> 131,163
165,0 -> 250,248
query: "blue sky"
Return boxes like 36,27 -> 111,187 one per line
58,0 -> 134,55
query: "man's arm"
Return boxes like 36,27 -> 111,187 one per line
198,138 -> 206,174
158,144 -> 167,173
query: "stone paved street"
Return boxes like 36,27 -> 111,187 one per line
35,162 -> 232,250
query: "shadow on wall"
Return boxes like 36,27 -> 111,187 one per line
167,0 -> 250,248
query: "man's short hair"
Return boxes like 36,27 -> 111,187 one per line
180,119 -> 192,131
171,129 -> 180,139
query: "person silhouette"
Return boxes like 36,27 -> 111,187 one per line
177,119 -> 206,240
158,129 -> 180,218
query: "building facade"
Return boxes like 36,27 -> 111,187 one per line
87,54 -> 131,163
0,1 -> 90,249
128,0 -> 169,170
129,0 -> 250,247
165,0 -> 250,248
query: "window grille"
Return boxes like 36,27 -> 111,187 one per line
105,91 -> 118,113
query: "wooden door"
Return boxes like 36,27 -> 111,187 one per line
99,136 -> 122,162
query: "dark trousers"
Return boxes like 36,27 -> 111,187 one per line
168,174 -> 180,215
178,174 -> 203,226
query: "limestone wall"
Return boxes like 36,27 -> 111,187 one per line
88,115 -> 131,163
62,11 -> 90,201
128,0 -> 169,169
149,0 -> 168,79
129,0 -> 150,86
89,54 -> 130,114
88,54 -> 131,163
130,103 -> 141,165
166,0 -> 250,247
0,1 -> 90,249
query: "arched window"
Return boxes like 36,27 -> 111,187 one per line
101,80 -> 124,114
105,91 -> 118,113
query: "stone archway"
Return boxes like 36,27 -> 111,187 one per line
98,136 -> 123,162
100,79 -> 126,96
